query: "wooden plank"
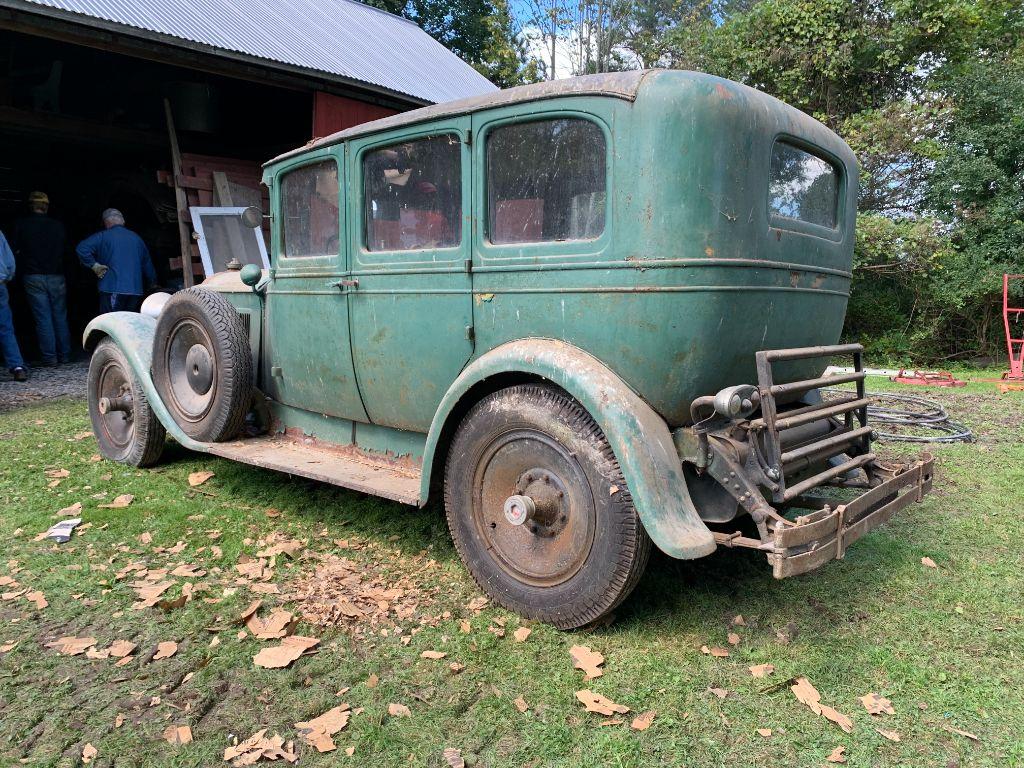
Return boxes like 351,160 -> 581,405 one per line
164,98 -> 194,289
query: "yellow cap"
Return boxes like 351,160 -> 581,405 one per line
28,191 -> 49,205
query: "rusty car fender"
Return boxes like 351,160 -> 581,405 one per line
83,312 -> 207,451
422,339 -> 717,560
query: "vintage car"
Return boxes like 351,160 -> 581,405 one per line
84,70 -> 934,629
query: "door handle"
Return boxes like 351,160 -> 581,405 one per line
329,278 -> 359,289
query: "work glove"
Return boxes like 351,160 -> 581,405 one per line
91,263 -> 109,279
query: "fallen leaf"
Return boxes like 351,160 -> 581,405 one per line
56,501 -> 83,517
449,662 -> 465,674
921,556 -> 937,568
223,729 -> 297,766
570,645 -> 605,680
108,640 -> 136,658
138,532 -> 153,545
859,692 -> 895,715
420,650 -> 447,660
188,470 -> 215,487
365,673 -> 379,688
442,747 -> 465,767
458,619 -> 471,634
388,702 -> 411,717
162,725 -> 193,745
45,636 -> 96,656
599,718 -> 624,726
25,590 -> 47,609
826,745 -> 847,763
575,689 -> 630,716
246,608 -> 295,640
757,728 -> 772,737
876,728 -> 901,742
45,468 -> 70,479
732,614 -> 746,626
295,704 -> 351,753
153,641 -> 178,660
749,663 -> 775,678
707,687 -> 729,699
514,696 -> 529,713
630,711 -> 656,731
701,645 -> 730,657
253,636 -> 320,669
345,746 -> 355,756
467,596 -> 488,612
82,743 -> 97,763
115,714 -> 125,728
940,723 -> 979,741
727,632 -> 741,646
238,599 -> 263,624
791,677 -> 853,733
513,626 -> 532,643
99,494 -> 134,509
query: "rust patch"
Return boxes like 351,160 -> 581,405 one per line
789,271 -> 801,288
811,274 -> 827,289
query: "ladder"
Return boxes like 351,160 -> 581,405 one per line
1003,273 -> 1024,380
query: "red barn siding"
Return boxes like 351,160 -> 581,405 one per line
312,92 -> 397,137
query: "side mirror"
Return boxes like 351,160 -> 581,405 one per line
240,263 -> 262,288
240,206 -> 263,229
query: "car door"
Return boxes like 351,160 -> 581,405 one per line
264,149 -> 368,422
346,120 -> 474,433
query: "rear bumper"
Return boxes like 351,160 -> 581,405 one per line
677,343 -> 935,578
767,452 -> 933,577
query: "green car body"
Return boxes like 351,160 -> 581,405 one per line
85,71 -> 933,623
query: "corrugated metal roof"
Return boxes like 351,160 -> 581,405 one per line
8,0 -> 498,104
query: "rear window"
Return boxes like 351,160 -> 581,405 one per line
769,142 -> 839,229
486,118 -> 606,244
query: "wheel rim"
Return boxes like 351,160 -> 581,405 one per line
95,358 -> 135,449
164,319 -> 217,422
471,428 -> 596,587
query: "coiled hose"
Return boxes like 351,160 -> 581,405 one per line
822,390 -> 974,443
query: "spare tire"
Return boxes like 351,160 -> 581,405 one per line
152,287 -> 253,442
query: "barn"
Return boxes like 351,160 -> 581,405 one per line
0,0 -> 495,363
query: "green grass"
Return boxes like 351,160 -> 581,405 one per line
1,381 -> 1022,767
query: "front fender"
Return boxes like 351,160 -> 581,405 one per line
83,313 -> 206,451
422,339 -> 716,560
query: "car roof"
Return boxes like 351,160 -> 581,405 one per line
266,70 -> 654,166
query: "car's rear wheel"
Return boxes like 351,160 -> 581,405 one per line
152,287 -> 252,443
88,338 -> 166,467
444,384 -> 651,629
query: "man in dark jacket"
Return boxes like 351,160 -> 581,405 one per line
76,208 -> 158,314
12,191 -> 71,365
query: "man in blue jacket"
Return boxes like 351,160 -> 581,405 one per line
76,208 -> 158,314
0,229 -> 28,382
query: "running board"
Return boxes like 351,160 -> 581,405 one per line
205,436 -> 422,505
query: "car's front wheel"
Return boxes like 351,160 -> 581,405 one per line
88,338 -> 166,467
444,384 -> 651,629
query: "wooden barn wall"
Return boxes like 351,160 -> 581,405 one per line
312,92 -> 397,137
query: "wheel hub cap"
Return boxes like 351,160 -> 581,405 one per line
185,344 -> 214,395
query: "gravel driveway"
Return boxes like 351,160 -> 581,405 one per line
0,361 -> 89,412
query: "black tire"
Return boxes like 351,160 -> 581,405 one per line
444,384 -> 652,629
152,287 -> 252,443
88,338 -> 166,467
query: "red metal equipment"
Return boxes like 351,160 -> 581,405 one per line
890,369 -> 966,387
1002,273 -> 1024,381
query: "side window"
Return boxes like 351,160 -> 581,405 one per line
768,142 -> 839,229
362,134 -> 462,252
280,160 -> 339,258
486,118 -> 606,245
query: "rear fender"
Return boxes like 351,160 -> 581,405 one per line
83,313 -> 206,451
423,339 -> 716,560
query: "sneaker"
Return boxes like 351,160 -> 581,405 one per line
12,367 -> 28,382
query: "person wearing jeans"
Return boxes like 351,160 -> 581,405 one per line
13,191 -> 71,365
76,208 -> 157,314
0,230 -> 28,382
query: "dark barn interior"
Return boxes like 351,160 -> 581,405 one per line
0,29 -> 320,358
